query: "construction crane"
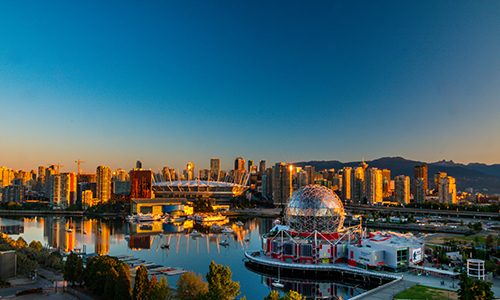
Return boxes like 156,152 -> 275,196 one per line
75,159 -> 86,174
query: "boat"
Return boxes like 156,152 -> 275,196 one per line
193,213 -> 226,223
221,227 -> 234,234
244,237 -> 250,242
235,221 -> 244,226
271,280 -> 284,288
66,228 -> 73,233
190,230 -> 202,237
160,244 -> 170,249
219,240 -> 229,247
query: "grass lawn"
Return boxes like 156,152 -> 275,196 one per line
394,285 -> 458,300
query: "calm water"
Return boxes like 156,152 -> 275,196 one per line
0,216 -> 369,299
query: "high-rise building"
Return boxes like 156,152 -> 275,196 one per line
210,158 -> 220,181
414,178 -> 426,204
96,166 -> 112,204
439,175 -> 457,205
272,162 -> 293,207
130,170 -> 153,199
341,167 -> 352,202
50,174 -> 62,206
353,165 -> 366,204
304,165 -> 315,185
414,164 -> 428,194
394,175 -> 411,205
184,162 -> 195,181
381,169 -> 391,198
199,169 -> 210,180
60,172 -> 77,207
366,168 -> 383,205
434,172 -> 448,194
234,157 -> 246,184
247,160 -> 254,173
259,160 -> 266,174
0,167 -> 15,188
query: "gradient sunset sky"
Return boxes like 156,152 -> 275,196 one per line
1,1 -> 499,172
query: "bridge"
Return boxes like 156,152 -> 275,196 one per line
345,205 -> 499,220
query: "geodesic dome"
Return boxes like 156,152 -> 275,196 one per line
285,185 -> 345,233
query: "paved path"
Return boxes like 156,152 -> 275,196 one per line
356,280 -> 416,300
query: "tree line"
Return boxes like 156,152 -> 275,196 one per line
64,253 -> 304,300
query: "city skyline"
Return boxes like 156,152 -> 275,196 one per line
1,1 -> 500,169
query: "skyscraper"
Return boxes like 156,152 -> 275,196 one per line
414,178 -> 426,204
234,157 -> 246,184
96,166 -> 112,203
272,162 -> 293,207
439,175 -> 457,205
366,168 -> 383,205
341,167 -> 352,202
60,172 -> 77,207
304,165 -> 315,185
414,164 -> 428,194
353,165 -> 366,204
259,160 -> 266,174
247,160 -> 254,173
381,169 -> 391,198
210,158 -> 220,181
184,162 -> 195,180
434,172 -> 448,193
394,175 -> 411,205
50,174 -> 62,207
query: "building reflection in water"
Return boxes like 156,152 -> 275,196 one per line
261,275 -> 365,300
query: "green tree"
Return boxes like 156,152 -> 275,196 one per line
176,272 -> 208,300
83,255 -> 121,295
115,263 -> 132,300
133,265 -> 150,300
64,252 -> 83,285
149,276 -> 171,300
15,237 -> 28,249
104,268 -> 119,299
28,240 -> 43,251
16,252 -> 38,275
458,272 -> 494,300
282,290 -> 305,300
205,261 -> 240,300
264,290 -> 280,300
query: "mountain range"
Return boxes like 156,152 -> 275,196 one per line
294,157 -> 500,194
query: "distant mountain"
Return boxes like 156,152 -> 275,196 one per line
294,157 -> 500,194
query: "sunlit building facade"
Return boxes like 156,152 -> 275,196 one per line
96,166 -> 112,204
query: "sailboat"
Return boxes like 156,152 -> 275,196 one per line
271,230 -> 285,288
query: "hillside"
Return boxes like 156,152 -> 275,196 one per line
294,157 -> 500,194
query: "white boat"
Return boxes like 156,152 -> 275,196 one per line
235,221 -> 244,226
190,230 -> 202,237
272,280 -> 284,288
219,240 -> 229,246
66,228 -> 73,233
221,227 -> 234,234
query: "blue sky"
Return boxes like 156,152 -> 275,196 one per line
1,1 -> 499,171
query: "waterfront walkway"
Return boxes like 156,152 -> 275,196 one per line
353,279 -> 415,300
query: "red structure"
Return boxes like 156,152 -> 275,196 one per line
130,170 -> 153,199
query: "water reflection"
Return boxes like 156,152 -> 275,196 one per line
0,216 -> 374,299
260,275 -> 365,300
